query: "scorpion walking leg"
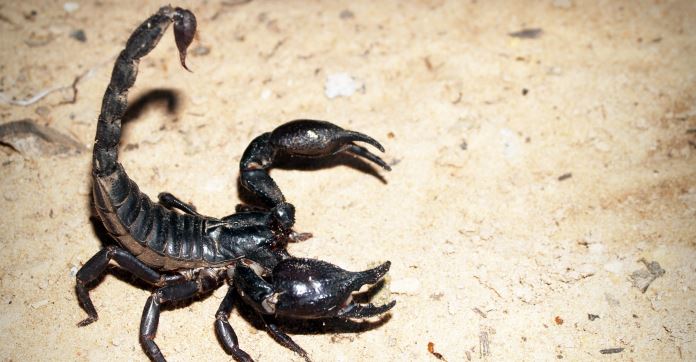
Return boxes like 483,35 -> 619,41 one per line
235,204 -> 269,213
261,315 -> 310,362
76,245 -> 184,326
214,286 -> 253,362
157,192 -> 200,216
140,270 -> 220,362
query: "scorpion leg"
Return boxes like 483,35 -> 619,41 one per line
239,120 -> 390,229
76,245 -> 184,327
140,270 -> 220,362
235,204 -> 268,213
261,315 -> 310,362
157,192 -> 200,216
214,286 -> 253,362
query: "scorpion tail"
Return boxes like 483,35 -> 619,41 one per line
93,6 -> 196,176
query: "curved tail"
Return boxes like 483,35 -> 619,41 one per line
93,6 -> 196,176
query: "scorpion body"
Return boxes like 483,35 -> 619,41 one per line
76,6 -> 394,362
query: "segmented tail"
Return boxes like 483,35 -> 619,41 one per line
93,6 -> 196,175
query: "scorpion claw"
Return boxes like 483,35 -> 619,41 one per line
268,120 -> 389,168
235,258 -> 394,320
338,300 -> 397,318
342,130 -> 386,153
345,143 -> 391,171
172,7 -> 197,71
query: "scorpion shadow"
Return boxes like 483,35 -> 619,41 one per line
85,88 -> 392,335
122,88 -> 180,124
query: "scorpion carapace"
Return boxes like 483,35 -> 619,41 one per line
76,5 -> 395,362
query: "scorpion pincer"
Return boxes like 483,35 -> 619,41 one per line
75,5 -> 395,362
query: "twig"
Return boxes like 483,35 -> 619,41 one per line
0,86 -> 66,106
599,348 -> 624,354
0,56 -> 114,107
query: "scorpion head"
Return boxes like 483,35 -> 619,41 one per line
270,202 -> 295,231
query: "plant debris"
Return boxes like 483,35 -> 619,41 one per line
427,342 -> 446,361
0,119 -> 85,156
600,348 -> 624,354
558,172 -> 572,181
588,314 -> 600,321
630,258 -> 665,293
509,28 -> 543,39
479,330 -> 490,358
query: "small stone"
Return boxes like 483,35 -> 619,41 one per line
70,29 -> 86,42
603,260 -> 623,274
553,0 -> 572,8
339,9 -> 354,20
261,89 -> 272,100
390,278 -> 421,295
588,243 -> 604,254
324,73 -> 364,99
31,299 -> 49,309
35,106 -> 51,117
63,2 -> 79,13
548,66 -> 562,75
70,265 -> 78,277
191,45 -> 210,56
3,191 -> 18,202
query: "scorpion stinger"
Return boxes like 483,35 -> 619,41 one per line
77,6 -> 394,362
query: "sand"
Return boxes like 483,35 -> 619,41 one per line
1,1 -> 695,361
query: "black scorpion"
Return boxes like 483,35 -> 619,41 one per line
75,6 -> 395,362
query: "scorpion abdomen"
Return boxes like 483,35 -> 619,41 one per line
93,164 -> 223,270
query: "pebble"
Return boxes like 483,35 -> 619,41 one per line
3,191 -> 18,202
63,2 -> 79,13
588,243 -> 605,254
548,66 -> 563,75
390,278 -> 421,295
70,29 -> 87,42
553,0 -> 572,8
191,45 -> 210,56
260,89 -> 272,100
31,299 -> 49,309
339,10 -> 354,20
604,260 -> 623,274
324,73 -> 363,99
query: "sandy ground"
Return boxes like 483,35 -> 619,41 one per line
1,0 -> 695,361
